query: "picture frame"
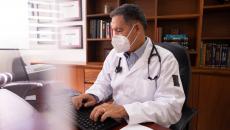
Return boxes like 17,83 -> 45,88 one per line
59,25 -> 83,49
37,27 -> 56,44
58,0 -> 82,21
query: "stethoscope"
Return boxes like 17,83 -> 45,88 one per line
115,44 -> 162,81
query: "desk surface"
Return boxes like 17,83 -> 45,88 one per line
75,122 -> 171,130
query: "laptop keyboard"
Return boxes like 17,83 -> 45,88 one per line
74,106 -> 120,130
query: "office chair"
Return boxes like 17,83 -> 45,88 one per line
158,42 -> 197,130
12,57 -> 30,81
0,74 -> 44,111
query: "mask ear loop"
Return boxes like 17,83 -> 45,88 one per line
127,24 -> 140,49
130,32 -> 140,48
126,24 -> 136,38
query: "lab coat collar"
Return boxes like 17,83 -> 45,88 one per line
115,52 -> 124,57
127,37 -> 156,75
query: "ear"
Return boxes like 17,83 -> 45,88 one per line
134,23 -> 143,35
134,23 -> 144,35
136,23 -> 143,31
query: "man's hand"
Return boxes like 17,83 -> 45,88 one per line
90,103 -> 128,122
72,94 -> 97,110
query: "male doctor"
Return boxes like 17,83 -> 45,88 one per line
72,4 -> 185,127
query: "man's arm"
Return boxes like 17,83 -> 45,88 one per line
123,54 -> 185,127
85,51 -> 113,103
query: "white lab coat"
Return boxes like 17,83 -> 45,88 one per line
86,37 -> 185,127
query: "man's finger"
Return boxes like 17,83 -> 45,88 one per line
72,97 -> 80,109
84,100 -> 95,107
90,106 -> 100,119
93,109 -> 104,121
101,111 -> 110,122
76,99 -> 82,110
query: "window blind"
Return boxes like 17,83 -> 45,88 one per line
28,0 -> 58,44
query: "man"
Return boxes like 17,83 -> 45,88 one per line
72,4 -> 185,127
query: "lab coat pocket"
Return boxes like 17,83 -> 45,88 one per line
126,79 -> 156,101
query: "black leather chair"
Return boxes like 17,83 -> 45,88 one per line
12,57 -> 30,81
158,42 -> 197,130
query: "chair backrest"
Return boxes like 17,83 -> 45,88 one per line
12,57 -> 29,81
158,42 -> 191,105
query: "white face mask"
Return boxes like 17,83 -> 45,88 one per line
111,25 -> 139,53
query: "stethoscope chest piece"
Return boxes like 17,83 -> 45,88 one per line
115,57 -> 122,73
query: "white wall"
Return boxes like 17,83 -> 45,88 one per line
0,1 -> 29,49
20,0 -> 87,64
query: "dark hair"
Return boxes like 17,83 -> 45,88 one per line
110,4 -> 147,31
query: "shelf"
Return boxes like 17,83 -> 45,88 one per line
87,13 -> 110,18
202,37 -> 230,40
146,16 -> 156,21
85,80 -> 95,84
157,14 -> 200,20
192,66 -> 230,75
87,38 -> 111,41
198,66 -> 230,70
86,62 -> 103,69
204,4 -> 230,10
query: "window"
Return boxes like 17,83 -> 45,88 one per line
28,0 -> 58,45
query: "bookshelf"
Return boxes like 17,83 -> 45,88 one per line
86,0 -> 201,66
200,0 -> 230,68
86,0 -> 230,68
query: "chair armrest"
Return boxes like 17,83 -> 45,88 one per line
2,81 -> 43,98
3,81 -> 80,111
170,106 -> 197,130
2,81 -> 45,111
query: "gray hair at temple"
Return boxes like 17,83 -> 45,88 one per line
110,4 -> 147,31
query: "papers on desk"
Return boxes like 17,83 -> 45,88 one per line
121,124 -> 153,130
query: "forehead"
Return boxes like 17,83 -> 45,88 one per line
111,15 -> 129,28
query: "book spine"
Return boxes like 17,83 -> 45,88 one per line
206,43 -> 211,66
203,43 -> 207,66
228,46 -> 230,67
100,20 -> 103,39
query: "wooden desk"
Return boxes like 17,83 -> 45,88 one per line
75,122 -> 171,130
